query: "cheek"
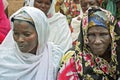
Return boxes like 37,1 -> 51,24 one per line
26,35 -> 38,47
104,38 -> 111,48
27,35 -> 38,45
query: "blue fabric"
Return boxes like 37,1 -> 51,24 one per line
88,14 -> 107,28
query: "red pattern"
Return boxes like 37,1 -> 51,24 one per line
57,58 -> 79,80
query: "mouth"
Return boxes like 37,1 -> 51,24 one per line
93,47 -> 103,51
18,45 -> 25,49
18,44 -> 25,49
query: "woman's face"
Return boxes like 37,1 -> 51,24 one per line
34,0 -> 52,15
13,20 -> 38,54
87,26 -> 111,56
81,0 -> 99,13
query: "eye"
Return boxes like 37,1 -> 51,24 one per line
24,33 -> 31,37
87,33 -> 95,37
100,33 -> 109,36
45,2 -> 51,5
36,0 -> 42,3
13,32 -> 19,36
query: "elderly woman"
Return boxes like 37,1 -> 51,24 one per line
24,0 -> 72,53
71,0 -> 101,45
57,6 -> 119,80
0,6 -> 63,80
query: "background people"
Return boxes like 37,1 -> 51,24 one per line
71,0 -> 101,45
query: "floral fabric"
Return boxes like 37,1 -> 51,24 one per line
55,0 -> 81,25
57,7 -> 119,80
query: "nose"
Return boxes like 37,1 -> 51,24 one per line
17,35 -> 24,43
94,36 -> 102,44
41,3 -> 45,8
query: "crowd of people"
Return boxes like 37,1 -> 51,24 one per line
0,0 -> 120,80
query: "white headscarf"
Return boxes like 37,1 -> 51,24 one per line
0,6 -> 63,80
24,0 -> 56,17
24,0 -> 72,53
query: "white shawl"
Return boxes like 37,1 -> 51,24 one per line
24,0 -> 72,53
0,7 -> 63,80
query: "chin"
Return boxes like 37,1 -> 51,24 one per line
93,51 -> 104,56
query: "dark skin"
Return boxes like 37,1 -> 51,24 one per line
81,0 -> 99,13
87,26 -> 112,62
34,0 -> 52,15
13,20 -> 38,55
76,0 -> 99,20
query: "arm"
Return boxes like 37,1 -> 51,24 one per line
48,12 -> 72,53
57,51 -> 79,80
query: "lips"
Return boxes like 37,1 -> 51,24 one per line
18,44 -> 25,49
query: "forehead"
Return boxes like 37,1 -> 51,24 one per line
13,20 -> 35,31
88,26 -> 109,33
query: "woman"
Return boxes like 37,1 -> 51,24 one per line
0,6 -> 63,80
71,0 -> 101,45
24,0 -> 72,53
55,0 -> 81,23
0,0 -> 10,44
57,7 -> 118,80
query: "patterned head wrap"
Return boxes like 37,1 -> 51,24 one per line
88,11 -> 108,29
57,6 -> 119,80
77,6 -> 117,79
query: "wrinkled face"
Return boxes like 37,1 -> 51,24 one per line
34,0 -> 52,15
13,20 -> 38,53
87,26 -> 111,56
81,0 -> 99,13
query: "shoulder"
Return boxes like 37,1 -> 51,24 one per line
48,12 -> 67,22
48,42 -> 64,65
60,50 -> 75,65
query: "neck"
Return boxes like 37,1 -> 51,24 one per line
30,45 -> 38,55
99,50 -> 111,63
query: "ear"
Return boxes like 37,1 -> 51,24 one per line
84,37 -> 89,44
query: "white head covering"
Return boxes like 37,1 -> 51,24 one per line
24,0 -> 72,53
24,0 -> 56,17
0,6 -> 63,80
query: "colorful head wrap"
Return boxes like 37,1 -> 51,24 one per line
88,11 -> 108,29
57,6 -> 119,80
79,6 -> 117,79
